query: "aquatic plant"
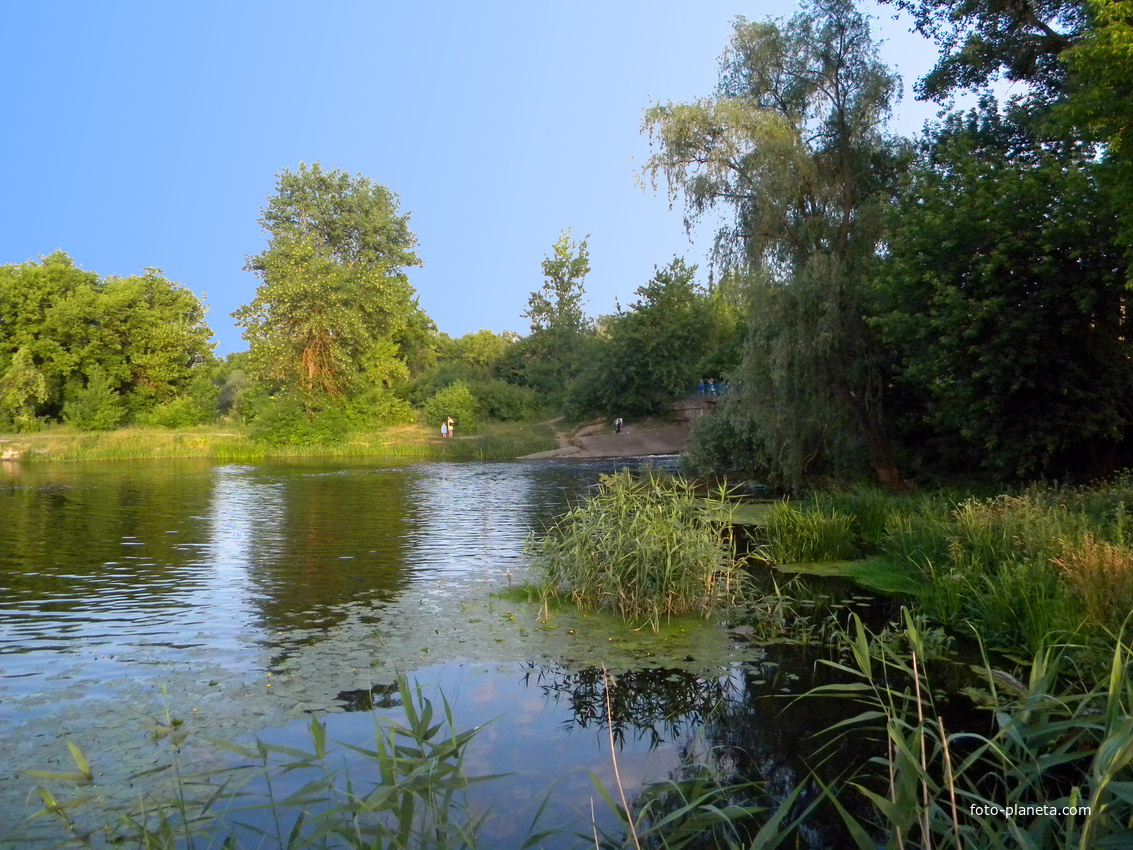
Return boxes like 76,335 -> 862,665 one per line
527,470 -> 746,631
811,612 -> 1133,849
760,501 -> 857,563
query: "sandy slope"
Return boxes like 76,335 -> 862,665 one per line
521,419 -> 691,459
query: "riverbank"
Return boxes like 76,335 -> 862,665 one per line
522,416 -> 692,459
0,416 -> 697,465
0,421 -> 559,464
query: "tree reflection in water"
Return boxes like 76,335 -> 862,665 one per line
523,651 -> 881,848
524,663 -> 733,750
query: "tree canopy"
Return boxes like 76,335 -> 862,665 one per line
0,252 -> 215,430
645,0 -> 907,487
235,162 -> 422,402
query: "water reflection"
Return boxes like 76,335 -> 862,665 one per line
526,664 -> 734,750
0,457 -> 677,701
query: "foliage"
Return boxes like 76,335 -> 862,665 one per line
873,99 -> 1131,480
814,612 -> 1133,850
680,405 -> 765,480
644,0 -> 908,488
246,394 -> 351,446
235,162 -> 421,404
1058,0 -> 1133,265
451,328 -> 515,369
513,231 -> 592,403
422,380 -> 480,434
469,378 -> 538,421
527,470 -> 745,630
0,347 -> 48,431
0,252 -> 216,428
567,258 -> 744,419
879,0 -> 1086,100
135,373 -> 221,428
61,365 -> 127,431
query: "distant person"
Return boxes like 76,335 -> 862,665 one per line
707,378 -> 717,396
441,420 -> 448,439
447,416 -> 455,438
614,417 -> 623,434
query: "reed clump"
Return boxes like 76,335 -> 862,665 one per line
812,613 -> 1133,850
527,470 -> 746,631
1053,533 -> 1133,631
761,501 -> 857,563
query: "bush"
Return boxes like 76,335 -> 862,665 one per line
62,367 -> 126,431
246,395 -> 351,446
527,470 -> 745,629
470,379 -> 539,421
681,409 -> 765,480
422,381 -> 480,434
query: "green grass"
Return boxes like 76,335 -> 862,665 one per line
812,612 -> 1133,850
745,485 -> 1133,659
0,420 -> 557,464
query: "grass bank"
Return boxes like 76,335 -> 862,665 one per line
0,421 -> 558,464
754,482 -> 1133,661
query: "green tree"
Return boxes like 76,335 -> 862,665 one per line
0,347 -> 48,431
568,259 -> 743,418
880,0 -> 1086,99
644,0 -> 908,487
62,365 -> 126,431
514,231 -> 592,403
0,253 -> 214,427
1058,0 -> 1133,265
235,162 -> 421,403
874,100 -> 1131,479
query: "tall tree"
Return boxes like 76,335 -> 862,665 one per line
1058,0 -> 1133,266
643,0 -> 907,487
567,259 -> 743,419
235,162 -> 421,401
874,100 -> 1131,479
514,231 -> 591,403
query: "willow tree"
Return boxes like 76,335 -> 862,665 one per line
643,0 -> 907,487
235,163 -> 421,402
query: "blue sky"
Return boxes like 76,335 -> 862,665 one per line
2,1 -> 958,356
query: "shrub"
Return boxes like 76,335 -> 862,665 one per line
246,395 -> 351,446
62,366 -> 126,431
469,378 -> 539,421
422,380 -> 480,434
526,470 -> 745,630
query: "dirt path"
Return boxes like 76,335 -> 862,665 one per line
521,418 -> 691,459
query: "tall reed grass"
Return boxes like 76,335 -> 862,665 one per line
811,612 -> 1133,849
757,485 -> 1133,657
527,470 -> 747,631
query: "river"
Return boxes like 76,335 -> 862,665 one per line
0,457 -> 857,847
